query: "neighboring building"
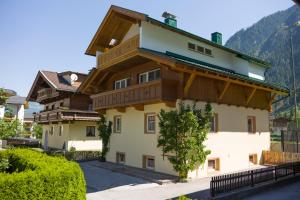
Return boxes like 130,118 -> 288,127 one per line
0,89 -> 17,119
27,70 -> 101,151
79,6 -> 289,178
4,96 -> 28,123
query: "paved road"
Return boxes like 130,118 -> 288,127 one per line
80,161 -> 210,200
244,179 -> 300,200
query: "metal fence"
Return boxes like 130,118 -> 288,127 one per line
210,161 -> 300,197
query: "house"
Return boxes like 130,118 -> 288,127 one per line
79,6 -> 289,178
27,70 -> 101,151
0,89 -> 17,119
4,95 -> 28,123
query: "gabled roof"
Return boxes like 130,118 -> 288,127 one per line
86,5 -> 270,67
27,70 -> 87,101
7,96 -> 26,105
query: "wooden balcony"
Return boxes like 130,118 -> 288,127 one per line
37,88 -> 59,102
91,79 -> 178,111
97,35 -> 140,68
34,109 -> 100,124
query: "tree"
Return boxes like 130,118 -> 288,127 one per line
98,114 -> 112,161
0,119 -> 20,140
157,103 -> 212,180
33,124 -> 43,139
0,88 -> 8,106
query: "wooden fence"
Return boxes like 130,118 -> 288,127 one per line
210,161 -> 300,197
263,150 -> 300,165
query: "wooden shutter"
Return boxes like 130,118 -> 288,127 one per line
142,155 -> 146,168
215,113 -> 219,132
215,158 -> 220,171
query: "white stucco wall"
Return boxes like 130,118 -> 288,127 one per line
42,121 -> 101,151
140,21 -> 265,81
105,101 -> 270,178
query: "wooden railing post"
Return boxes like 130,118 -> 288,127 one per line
210,177 -> 215,197
251,170 -> 254,187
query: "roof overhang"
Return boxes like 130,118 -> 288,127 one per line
85,5 -> 146,56
80,48 -> 288,96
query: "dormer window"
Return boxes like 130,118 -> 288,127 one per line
188,42 -> 213,57
114,78 -> 130,90
139,69 -> 160,84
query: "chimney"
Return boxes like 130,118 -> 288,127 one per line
162,12 -> 177,28
211,32 -> 222,45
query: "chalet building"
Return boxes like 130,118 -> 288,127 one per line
79,6 -> 289,178
27,70 -> 101,151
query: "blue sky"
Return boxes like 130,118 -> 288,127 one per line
0,0 -> 295,97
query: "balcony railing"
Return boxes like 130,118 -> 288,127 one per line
91,79 -> 178,110
37,88 -> 59,102
33,109 -> 100,123
97,35 -> 140,67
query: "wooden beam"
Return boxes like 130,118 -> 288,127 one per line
164,101 -> 176,108
116,107 -> 126,113
170,65 -> 288,96
184,72 -> 196,96
133,104 -> 144,111
246,88 -> 257,105
268,93 -> 277,112
218,81 -> 230,100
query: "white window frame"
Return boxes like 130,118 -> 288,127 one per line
114,78 -> 129,90
146,114 -> 156,133
139,69 -> 160,84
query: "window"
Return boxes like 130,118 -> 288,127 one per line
208,158 -> 220,172
60,102 -> 64,107
139,69 -> 160,84
188,42 -> 196,50
114,78 -> 130,90
247,116 -> 256,133
210,113 -> 218,133
45,105 -> 48,111
116,152 -> 125,164
51,104 -> 55,110
58,126 -> 63,136
197,45 -> 204,53
249,154 -> 258,165
143,155 -> 155,170
188,42 -> 213,56
205,48 -> 212,56
145,113 -> 156,133
114,116 -> 121,133
86,126 -> 95,137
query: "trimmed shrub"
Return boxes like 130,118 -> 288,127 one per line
0,149 -> 86,200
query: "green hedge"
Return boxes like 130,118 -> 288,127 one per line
0,149 -> 86,200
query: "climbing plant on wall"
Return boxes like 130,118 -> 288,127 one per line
157,103 -> 212,180
98,114 -> 112,161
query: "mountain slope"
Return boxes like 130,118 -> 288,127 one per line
226,5 -> 300,111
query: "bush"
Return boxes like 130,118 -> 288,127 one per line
0,149 -> 86,200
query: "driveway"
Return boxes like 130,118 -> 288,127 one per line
244,178 -> 300,200
80,161 -> 210,200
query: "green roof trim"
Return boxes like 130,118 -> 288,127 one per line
146,17 -> 271,68
139,48 -> 288,93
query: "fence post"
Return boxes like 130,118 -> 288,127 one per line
251,170 -> 254,187
210,177 -> 214,197
274,166 -> 277,181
